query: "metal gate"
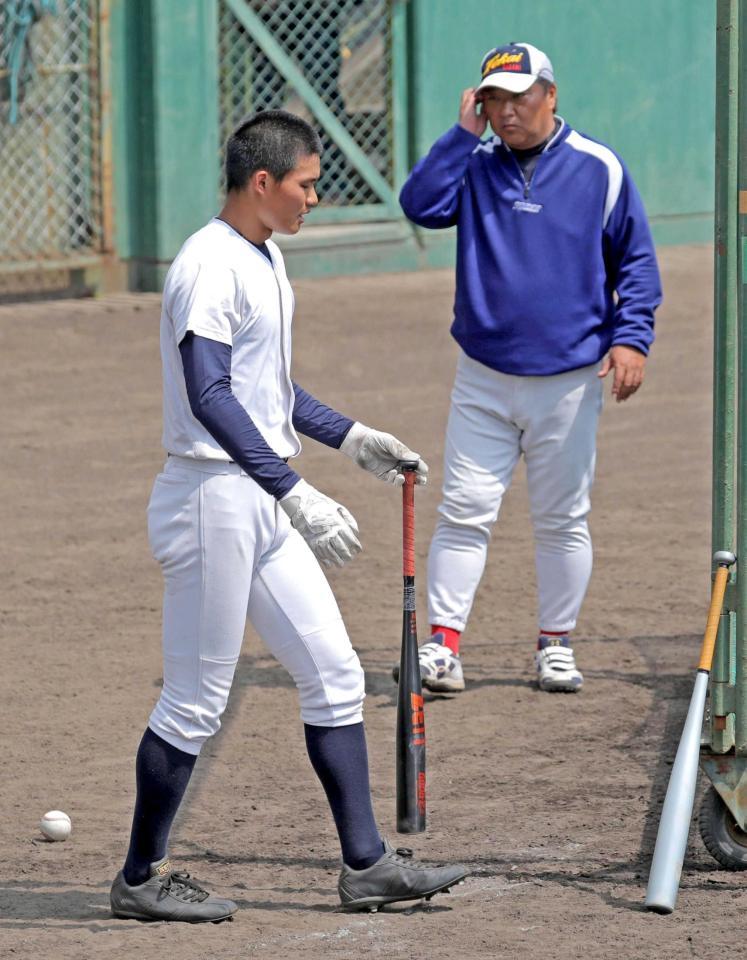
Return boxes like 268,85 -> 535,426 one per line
0,0 -> 108,297
217,0 -> 403,222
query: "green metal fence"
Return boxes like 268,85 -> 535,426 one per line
0,0 -> 108,296
1,0 -> 721,293
217,0 -> 401,221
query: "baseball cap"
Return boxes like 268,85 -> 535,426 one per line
477,42 -> 554,94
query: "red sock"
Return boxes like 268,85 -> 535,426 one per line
432,625 -> 461,655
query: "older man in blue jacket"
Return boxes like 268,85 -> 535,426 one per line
397,42 -> 662,694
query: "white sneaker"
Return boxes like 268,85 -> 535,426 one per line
534,636 -> 583,692
392,633 -> 465,693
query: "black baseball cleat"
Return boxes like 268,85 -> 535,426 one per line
338,840 -> 468,912
110,857 -> 238,923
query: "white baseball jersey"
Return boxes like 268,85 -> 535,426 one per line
159,217 -> 301,461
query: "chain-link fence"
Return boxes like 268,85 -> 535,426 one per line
0,1 -> 397,299
0,0 -> 103,293
218,0 -> 392,212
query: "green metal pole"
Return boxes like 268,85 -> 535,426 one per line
735,0 -> 747,755
390,0 -> 410,193
109,0 -> 219,290
711,0 -> 740,754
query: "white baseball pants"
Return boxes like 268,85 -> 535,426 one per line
428,351 -> 604,635
146,456 -> 365,756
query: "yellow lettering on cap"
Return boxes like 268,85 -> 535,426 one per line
482,51 -> 524,76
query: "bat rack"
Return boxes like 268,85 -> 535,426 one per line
699,0 -> 747,868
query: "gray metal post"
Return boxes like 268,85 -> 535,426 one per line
736,0 -> 747,755
711,0 -> 740,753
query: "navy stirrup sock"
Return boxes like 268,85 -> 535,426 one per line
123,727 -> 197,886
124,724 -> 382,883
304,722 -> 384,870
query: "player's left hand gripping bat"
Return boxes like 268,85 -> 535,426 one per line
395,461 -> 426,833
644,549 -> 736,913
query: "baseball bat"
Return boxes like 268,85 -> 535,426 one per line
644,550 -> 736,913
396,461 -> 426,833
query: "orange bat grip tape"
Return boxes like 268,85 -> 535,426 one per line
403,471 -> 415,577
698,565 -> 730,672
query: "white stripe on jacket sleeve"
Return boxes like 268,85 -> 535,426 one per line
565,130 -> 623,228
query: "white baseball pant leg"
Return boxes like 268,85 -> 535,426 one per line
147,456 -> 364,756
427,351 -> 603,635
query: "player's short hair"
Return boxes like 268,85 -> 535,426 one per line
225,110 -> 323,191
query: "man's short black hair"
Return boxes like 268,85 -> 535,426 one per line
536,77 -> 557,110
225,110 -> 323,192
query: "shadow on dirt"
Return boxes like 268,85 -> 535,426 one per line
169,631 -> 730,915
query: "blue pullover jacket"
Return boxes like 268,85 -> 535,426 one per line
399,121 -> 662,376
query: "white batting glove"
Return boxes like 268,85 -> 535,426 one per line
279,479 -> 362,568
340,422 -> 428,486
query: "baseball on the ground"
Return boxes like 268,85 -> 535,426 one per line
39,810 -> 72,842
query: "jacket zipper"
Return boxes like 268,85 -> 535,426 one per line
510,153 -> 533,199
509,118 -> 566,200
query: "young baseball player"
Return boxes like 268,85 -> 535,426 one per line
109,110 -> 466,922
397,42 -> 662,694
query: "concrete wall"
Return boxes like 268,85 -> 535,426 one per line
407,0 -> 716,245
110,0 -> 219,290
109,0 -> 716,288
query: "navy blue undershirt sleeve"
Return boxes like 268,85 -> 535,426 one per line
292,382 -> 354,448
179,332 -> 300,500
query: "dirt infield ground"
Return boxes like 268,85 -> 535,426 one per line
1,245 -> 742,960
